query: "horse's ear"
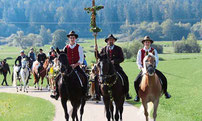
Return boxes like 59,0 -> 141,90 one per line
56,48 -> 60,54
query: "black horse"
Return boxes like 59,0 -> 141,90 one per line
0,60 -> 11,86
56,49 -> 86,121
97,55 -> 125,121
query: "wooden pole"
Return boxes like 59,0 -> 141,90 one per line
94,32 -> 98,63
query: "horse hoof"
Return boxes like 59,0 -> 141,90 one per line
26,91 -> 28,93
20,89 -> 22,91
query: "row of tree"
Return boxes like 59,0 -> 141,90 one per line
0,0 -> 201,38
120,19 -> 202,41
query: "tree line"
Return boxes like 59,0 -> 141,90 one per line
0,0 -> 201,39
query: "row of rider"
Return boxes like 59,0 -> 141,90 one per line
50,31 -> 171,101
14,30 -> 171,101
14,47 -> 57,78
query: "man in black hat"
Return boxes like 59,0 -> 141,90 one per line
37,49 -> 47,75
134,36 -> 171,102
95,34 -> 132,100
51,31 -> 88,100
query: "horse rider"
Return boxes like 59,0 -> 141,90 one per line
1,59 -> 10,86
83,54 -> 88,66
95,34 -> 132,100
15,50 -> 28,78
48,47 -> 57,64
51,31 -> 88,100
134,36 -> 171,102
36,48 -> 47,75
28,47 -> 36,68
48,46 -> 56,57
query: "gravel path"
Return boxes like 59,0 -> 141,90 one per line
0,86 -> 152,121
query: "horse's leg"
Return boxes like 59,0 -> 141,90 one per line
119,97 -> 124,121
61,98 -> 69,121
103,96 -> 111,121
71,100 -> 80,121
142,101 -> 149,121
109,101 -> 114,121
40,77 -> 44,90
153,99 -> 159,121
80,98 -> 86,121
114,97 -> 124,121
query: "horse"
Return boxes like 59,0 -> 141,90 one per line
13,58 -> 29,92
19,58 -> 29,92
0,61 -> 10,86
89,64 -> 101,102
56,49 -> 86,121
48,58 -> 60,94
32,59 -> 49,90
97,55 -> 125,121
139,53 -> 162,121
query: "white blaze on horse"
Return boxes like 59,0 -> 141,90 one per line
13,58 -> 30,93
139,53 -> 162,121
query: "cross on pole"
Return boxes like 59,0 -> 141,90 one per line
84,0 -> 104,63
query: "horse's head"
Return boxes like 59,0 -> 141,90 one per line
56,48 -> 70,74
97,54 -> 115,84
143,53 -> 156,76
21,58 -> 28,69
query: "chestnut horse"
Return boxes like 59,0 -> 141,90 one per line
32,59 -> 49,90
139,53 -> 162,121
97,55 -> 125,121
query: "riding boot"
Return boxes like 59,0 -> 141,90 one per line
126,93 -> 132,100
165,92 -> 171,99
133,72 -> 142,102
155,69 -> 171,99
37,67 -> 41,76
134,95 -> 140,102
17,71 -> 20,79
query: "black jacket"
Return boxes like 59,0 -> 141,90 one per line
96,45 -> 124,70
15,55 -> 28,66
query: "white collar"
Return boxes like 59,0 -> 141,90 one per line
143,47 -> 151,51
68,43 -> 77,49
108,45 -> 114,50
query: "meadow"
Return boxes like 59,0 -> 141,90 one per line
0,40 -> 202,121
0,93 -> 55,121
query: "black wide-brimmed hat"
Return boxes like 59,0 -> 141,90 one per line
39,48 -> 43,51
141,36 -> 153,44
67,31 -> 78,39
105,34 -> 117,43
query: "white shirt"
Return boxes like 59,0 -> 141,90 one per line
64,43 -> 84,65
108,45 -> 115,50
136,47 -> 159,70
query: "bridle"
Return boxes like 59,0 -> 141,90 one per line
98,60 -> 118,86
59,62 -> 74,77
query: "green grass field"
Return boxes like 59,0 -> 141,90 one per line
0,93 -> 55,121
1,40 -> 202,121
